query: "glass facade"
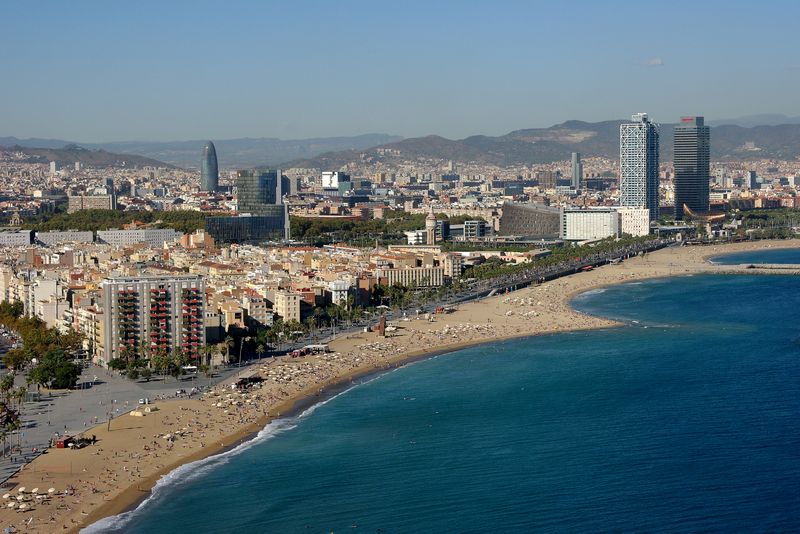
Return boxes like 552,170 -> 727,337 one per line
206,213 -> 286,244
673,117 -> 710,220
236,170 -> 291,214
200,141 -> 219,191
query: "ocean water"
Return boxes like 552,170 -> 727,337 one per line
710,246 -> 800,265
89,272 -> 800,533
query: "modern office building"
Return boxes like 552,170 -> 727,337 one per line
673,116 -> 711,219
101,275 -> 205,365
204,169 -> 290,244
236,170 -> 289,214
571,152 -> 583,189
560,208 -> 619,241
616,207 -> 651,237
620,113 -> 660,220
0,231 -> 33,247
321,171 -> 350,189
435,219 -> 450,242
36,230 -> 94,246
67,194 -> 116,213
560,206 -> 650,241
746,170 -> 759,189
200,141 -> 219,192
463,220 -> 489,240
206,213 -> 288,244
96,228 -> 182,248
498,202 -> 560,238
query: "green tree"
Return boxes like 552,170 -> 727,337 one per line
28,349 -> 81,390
3,349 -> 28,371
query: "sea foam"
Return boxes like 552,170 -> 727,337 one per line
81,374 -> 388,533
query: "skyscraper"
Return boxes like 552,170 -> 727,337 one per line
746,170 -> 759,189
673,117 -> 710,219
205,169 -> 290,244
236,169 -> 289,213
571,152 -> 583,189
620,113 -> 659,220
200,141 -> 219,192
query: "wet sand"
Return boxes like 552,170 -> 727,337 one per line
1,239 -> 798,533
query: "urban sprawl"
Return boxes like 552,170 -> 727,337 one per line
0,113 -> 795,384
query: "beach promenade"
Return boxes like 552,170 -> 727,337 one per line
0,239 -> 797,533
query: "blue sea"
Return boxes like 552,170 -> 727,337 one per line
710,246 -> 800,265
88,254 -> 800,533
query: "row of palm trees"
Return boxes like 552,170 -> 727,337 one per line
0,374 -> 25,458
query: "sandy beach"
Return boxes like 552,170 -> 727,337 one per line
0,239 -> 798,533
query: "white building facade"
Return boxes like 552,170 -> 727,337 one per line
616,207 -> 651,237
96,229 -> 182,248
560,208 -> 620,241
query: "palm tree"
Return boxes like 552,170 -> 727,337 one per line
237,336 -> 251,374
223,336 -> 234,364
199,345 -> 214,367
256,343 -> 265,361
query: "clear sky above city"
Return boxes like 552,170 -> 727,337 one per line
2,0 -> 799,142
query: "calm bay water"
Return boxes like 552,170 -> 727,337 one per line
89,265 -> 800,533
710,246 -> 800,265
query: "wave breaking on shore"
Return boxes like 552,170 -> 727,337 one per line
80,377 -> 377,533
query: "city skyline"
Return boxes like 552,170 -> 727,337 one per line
2,0 -> 800,142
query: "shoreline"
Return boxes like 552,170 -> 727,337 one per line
84,335 -> 548,530
4,239 -> 800,533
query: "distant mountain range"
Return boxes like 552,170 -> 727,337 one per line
0,144 -> 174,169
0,134 -> 403,168
4,117 -> 800,172
708,113 -> 800,128
286,120 -> 800,168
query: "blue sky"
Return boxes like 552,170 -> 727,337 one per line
2,0 -> 799,141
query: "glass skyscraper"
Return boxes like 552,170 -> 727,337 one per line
236,170 -> 284,212
673,116 -> 710,220
571,152 -> 582,189
205,169 -> 290,244
200,141 -> 219,191
620,113 -> 660,220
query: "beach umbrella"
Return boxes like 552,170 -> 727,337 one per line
16,487 -> 24,493
15,495 -> 23,501
30,488 -> 38,494
18,503 -> 27,511
47,488 -> 55,494
1,493 -> 8,499
6,502 -> 14,508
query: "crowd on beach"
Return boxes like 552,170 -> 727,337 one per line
0,240 -> 796,533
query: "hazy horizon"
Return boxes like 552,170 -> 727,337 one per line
3,0 -> 800,142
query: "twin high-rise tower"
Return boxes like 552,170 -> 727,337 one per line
619,113 -> 711,221
673,117 -> 710,220
620,113 -> 660,220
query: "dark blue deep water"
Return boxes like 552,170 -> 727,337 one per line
89,272 -> 800,533
711,246 -> 800,265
